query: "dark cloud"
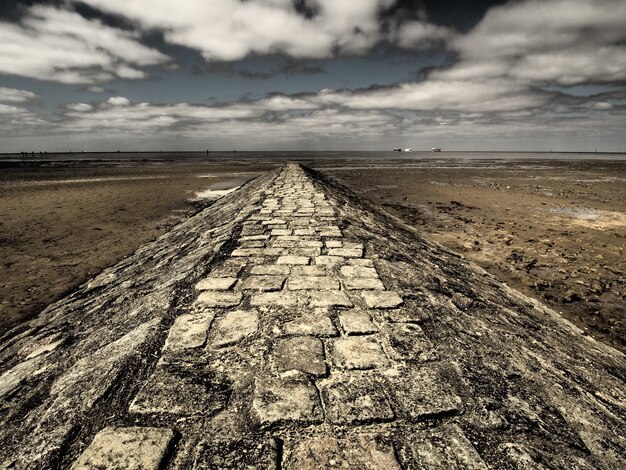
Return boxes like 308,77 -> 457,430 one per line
72,1 -> 136,31
0,0 -> 62,20
207,59 -> 323,80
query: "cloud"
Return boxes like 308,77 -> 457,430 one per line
450,0 -> 626,85
0,5 -> 170,83
0,87 -> 39,103
66,103 -> 93,111
76,0 -> 448,61
592,102 -> 613,110
106,96 -> 131,106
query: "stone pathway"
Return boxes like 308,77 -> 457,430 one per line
70,164 -> 484,468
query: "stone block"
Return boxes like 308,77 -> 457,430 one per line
194,291 -> 242,308
398,424 -> 487,469
343,277 -> 385,290
338,310 -> 379,335
328,247 -> 363,258
271,228 -> 293,236
362,291 -> 403,309
210,310 -> 258,347
163,311 -> 213,352
250,292 -> 301,307
314,255 -> 345,266
332,337 -> 389,369
277,255 -> 310,265
71,427 -> 174,470
309,291 -> 353,307
282,312 -> 338,337
288,276 -> 340,290
321,374 -> 394,424
195,277 -> 237,291
283,435 -> 400,470
325,240 -> 343,248
240,275 -> 285,292
340,266 -> 378,278
252,378 -> 323,425
272,337 -> 326,376
292,265 -> 328,277
385,363 -> 463,421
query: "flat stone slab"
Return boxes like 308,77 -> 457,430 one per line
338,310 -> 379,335
195,277 -> 237,291
240,275 -> 285,292
314,255 -> 345,266
194,291 -> 242,308
309,291 -> 353,307
399,424 -> 488,469
328,247 -> 363,258
287,276 -> 340,290
343,277 -> 385,290
340,266 -> 378,278
272,337 -> 326,376
385,363 -> 463,421
284,435 -> 401,470
250,291 -> 300,307
163,311 -> 213,352
292,265 -> 328,276
193,438 -> 279,469
250,264 -> 290,276
210,310 -> 259,347
362,291 -> 403,309
321,375 -> 394,424
252,378 -> 323,425
332,337 -> 389,369
71,427 -> 174,470
277,255 -> 310,265
282,312 -> 338,337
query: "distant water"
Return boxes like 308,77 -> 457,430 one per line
1,150 -> 625,162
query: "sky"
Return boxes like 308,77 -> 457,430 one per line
0,0 -> 625,152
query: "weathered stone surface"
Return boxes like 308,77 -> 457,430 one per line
277,255 -> 310,265
163,311 -> 213,352
309,291 -> 353,307
398,424 -> 488,469
340,265 -> 378,278
362,291 -> 403,308
196,277 -> 238,291
332,337 -> 389,369
71,427 -> 174,470
284,435 -> 401,470
328,247 -> 363,258
250,291 -> 300,307
193,438 -> 279,469
292,265 -> 328,276
314,255 -> 344,265
250,264 -> 290,276
129,366 -> 228,416
338,310 -> 379,335
383,322 -> 437,361
282,312 -> 338,336
322,375 -> 394,424
287,276 -> 340,290
272,336 -> 326,376
210,310 -> 259,347
386,364 -> 463,420
343,277 -> 385,290
240,275 -> 285,291
194,291 -> 242,308
252,378 -> 324,424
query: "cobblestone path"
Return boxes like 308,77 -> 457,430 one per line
71,164 -> 482,468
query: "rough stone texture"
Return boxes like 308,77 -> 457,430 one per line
195,277 -> 237,291
252,378 -> 324,425
284,435 -> 401,470
240,275 -> 285,292
332,337 -> 389,369
71,427 -> 174,470
287,276 -> 339,290
210,310 -> 259,347
2,163 -> 625,469
272,337 -> 326,377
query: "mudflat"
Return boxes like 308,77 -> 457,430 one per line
1,155 -> 624,353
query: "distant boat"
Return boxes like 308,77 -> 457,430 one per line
404,148 -> 412,152
392,148 -> 402,152
432,147 -> 442,152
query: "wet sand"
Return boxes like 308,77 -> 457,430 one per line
1,156 -> 624,352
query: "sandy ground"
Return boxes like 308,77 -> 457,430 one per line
1,157 -> 624,352
318,159 -> 625,352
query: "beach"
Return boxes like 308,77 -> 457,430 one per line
1,153 -> 624,352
